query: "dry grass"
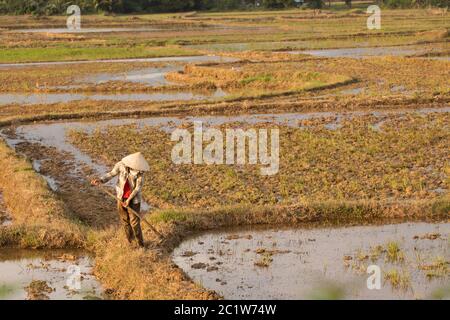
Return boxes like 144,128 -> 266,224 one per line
384,269 -> 411,290
166,60 -> 353,97
385,242 -> 405,263
0,140 -> 85,248
92,229 -> 218,299
419,256 -> 449,279
0,61 -> 172,92
68,113 -> 449,208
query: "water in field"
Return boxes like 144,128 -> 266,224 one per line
0,55 -> 237,68
291,45 -> 429,59
0,249 -> 104,300
11,27 -> 159,34
0,90 -> 226,106
0,54 -> 234,105
172,222 -> 450,299
3,106 -> 449,177
81,66 -> 181,86
2,106 -> 447,212
9,25 -> 264,35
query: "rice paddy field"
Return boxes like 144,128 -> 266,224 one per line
0,4 -> 448,300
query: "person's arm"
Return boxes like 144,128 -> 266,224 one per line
91,162 -> 120,185
123,174 -> 143,206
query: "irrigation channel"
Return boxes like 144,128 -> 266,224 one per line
0,48 -> 448,299
188,43 -> 449,61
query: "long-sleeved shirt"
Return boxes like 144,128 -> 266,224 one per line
100,161 -> 144,204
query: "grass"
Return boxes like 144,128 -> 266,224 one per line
0,284 -> 17,299
385,242 -> 405,263
419,256 -> 449,279
0,140 -> 85,248
148,209 -> 188,223
0,46 -> 199,64
306,283 -> 346,300
240,74 -> 273,85
384,269 -> 411,290
0,60 -> 171,92
254,251 -> 273,268
166,60 -> 354,95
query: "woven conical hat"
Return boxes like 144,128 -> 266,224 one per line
121,152 -> 150,171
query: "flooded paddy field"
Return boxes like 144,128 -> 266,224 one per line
0,90 -> 226,106
173,222 -> 449,299
0,249 -> 104,300
2,105 -> 446,222
0,55 -> 235,68
0,55 -> 234,105
290,44 -> 448,59
0,7 -> 448,301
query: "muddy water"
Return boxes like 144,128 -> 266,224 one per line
0,55 -> 234,105
11,27 -> 162,34
0,249 -> 104,300
81,65 -> 181,86
172,222 -> 450,300
0,90 -> 227,106
290,45 -> 431,59
0,55 -> 237,68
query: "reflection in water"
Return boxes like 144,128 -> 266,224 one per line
0,249 -> 104,300
0,90 -> 227,106
290,46 -> 430,59
172,222 -> 450,299
81,66 -> 181,86
11,27 -> 161,34
0,55 -> 237,68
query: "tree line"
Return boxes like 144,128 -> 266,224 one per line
0,0 -> 448,15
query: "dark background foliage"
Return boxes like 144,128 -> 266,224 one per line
0,0 -> 447,15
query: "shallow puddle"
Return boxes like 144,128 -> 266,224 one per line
0,55 -> 237,68
10,27 -> 162,34
0,55 -> 234,105
291,45 -> 429,59
0,249 -> 104,300
81,65 -> 181,86
172,222 -> 450,299
0,90 -> 226,106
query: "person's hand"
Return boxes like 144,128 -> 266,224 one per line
90,179 -> 100,186
122,199 -> 130,208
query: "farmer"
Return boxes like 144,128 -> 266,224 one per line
91,152 -> 149,248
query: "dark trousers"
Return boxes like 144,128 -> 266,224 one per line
117,201 -> 144,247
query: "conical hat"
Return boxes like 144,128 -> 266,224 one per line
121,152 -> 150,171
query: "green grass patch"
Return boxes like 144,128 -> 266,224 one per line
0,46 -> 200,63
149,209 -> 188,223
240,74 -> 273,85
